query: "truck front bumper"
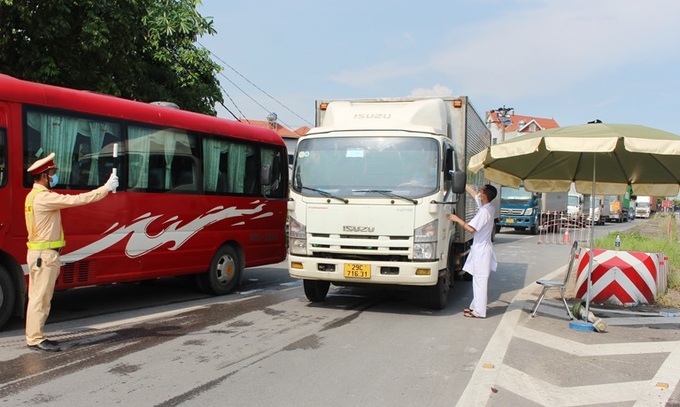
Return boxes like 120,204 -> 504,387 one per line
288,255 -> 440,286
498,216 -> 534,228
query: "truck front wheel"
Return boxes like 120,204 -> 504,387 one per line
426,269 -> 450,310
303,280 -> 330,302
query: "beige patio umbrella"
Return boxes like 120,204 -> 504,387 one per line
469,122 -> 680,196
468,121 -> 680,323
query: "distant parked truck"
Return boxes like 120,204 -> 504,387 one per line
497,187 -> 567,234
628,200 -> 636,221
650,196 -> 659,213
587,196 -> 606,225
604,190 -> 630,223
567,184 -> 589,221
567,191 -> 583,217
635,196 -> 656,218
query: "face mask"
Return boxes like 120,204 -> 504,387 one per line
49,173 -> 59,188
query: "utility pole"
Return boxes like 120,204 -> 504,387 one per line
494,105 -> 514,143
486,106 -> 514,143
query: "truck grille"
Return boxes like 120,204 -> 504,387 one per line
309,233 -> 411,261
501,208 -> 524,215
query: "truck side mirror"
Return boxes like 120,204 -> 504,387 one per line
450,170 -> 466,194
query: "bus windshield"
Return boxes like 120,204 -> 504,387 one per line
292,136 -> 439,197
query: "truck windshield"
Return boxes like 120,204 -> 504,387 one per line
568,195 -> 579,208
500,187 -> 533,204
292,136 -> 439,198
603,196 -> 617,206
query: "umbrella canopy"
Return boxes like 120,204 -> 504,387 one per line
469,123 -> 680,196
470,121 -> 680,322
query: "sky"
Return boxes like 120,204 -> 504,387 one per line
197,0 -> 680,136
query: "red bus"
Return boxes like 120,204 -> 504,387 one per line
0,75 -> 289,329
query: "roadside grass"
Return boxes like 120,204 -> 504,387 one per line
594,215 -> 680,307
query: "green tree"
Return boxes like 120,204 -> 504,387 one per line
0,0 -> 222,115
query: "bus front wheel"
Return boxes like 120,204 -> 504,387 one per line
0,266 -> 16,330
198,246 -> 242,295
303,280 -> 330,302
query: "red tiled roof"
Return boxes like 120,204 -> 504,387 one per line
240,119 -> 308,137
294,126 -> 311,135
489,112 -> 560,132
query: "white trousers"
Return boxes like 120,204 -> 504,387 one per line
469,273 -> 489,318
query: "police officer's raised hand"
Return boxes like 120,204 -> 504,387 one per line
105,173 -> 119,192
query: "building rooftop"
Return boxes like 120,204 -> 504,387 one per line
240,119 -> 308,138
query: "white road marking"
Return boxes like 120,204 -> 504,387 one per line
456,263 -> 680,406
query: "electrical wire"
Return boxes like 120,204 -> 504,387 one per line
217,81 -> 250,122
198,41 -> 313,129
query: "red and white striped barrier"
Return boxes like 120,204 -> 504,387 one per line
575,248 -> 668,305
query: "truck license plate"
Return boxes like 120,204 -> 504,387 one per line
344,263 -> 371,279
506,218 -> 514,224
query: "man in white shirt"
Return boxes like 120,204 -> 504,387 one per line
447,184 -> 498,318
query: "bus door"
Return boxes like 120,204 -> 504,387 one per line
0,103 -> 9,245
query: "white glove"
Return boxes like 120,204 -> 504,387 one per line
105,173 -> 119,192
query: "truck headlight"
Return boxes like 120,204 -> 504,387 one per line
525,208 -> 534,216
414,220 -> 437,261
414,242 -> 436,260
289,218 -> 307,255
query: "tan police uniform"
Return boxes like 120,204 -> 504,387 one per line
25,153 -> 111,346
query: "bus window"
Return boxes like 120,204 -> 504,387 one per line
261,146 -> 286,198
24,111 -> 122,190
202,137 -> 259,195
128,126 -> 199,193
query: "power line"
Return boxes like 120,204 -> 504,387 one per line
199,42 -> 313,128
214,67 -> 271,122
217,85 -> 246,122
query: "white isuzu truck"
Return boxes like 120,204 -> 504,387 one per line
287,97 -> 491,309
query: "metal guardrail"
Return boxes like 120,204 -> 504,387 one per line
538,211 -> 592,245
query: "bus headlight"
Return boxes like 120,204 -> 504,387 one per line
414,220 -> 437,261
289,218 -> 307,255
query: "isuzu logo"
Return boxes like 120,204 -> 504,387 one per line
354,113 -> 391,119
343,225 -> 375,233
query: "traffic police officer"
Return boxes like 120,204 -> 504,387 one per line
25,152 -> 118,352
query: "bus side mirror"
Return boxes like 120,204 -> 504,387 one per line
261,164 -> 272,185
450,170 -> 466,194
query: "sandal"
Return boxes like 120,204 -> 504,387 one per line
464,310 -> 484,318
464,308 -> 472,313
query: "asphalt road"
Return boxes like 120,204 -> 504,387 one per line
0,220 -> 642,406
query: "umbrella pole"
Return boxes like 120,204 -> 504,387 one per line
585,154 -> 596,321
